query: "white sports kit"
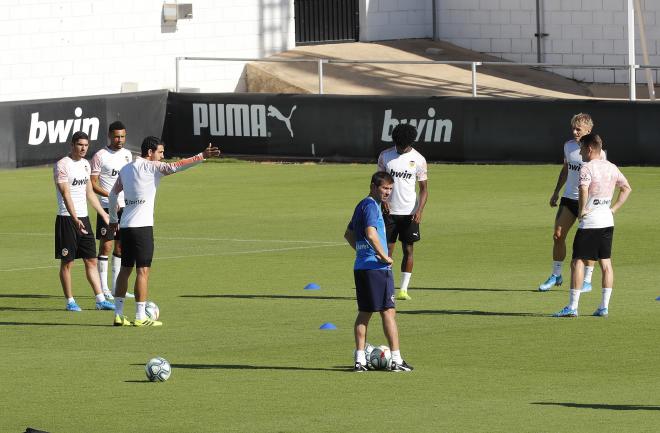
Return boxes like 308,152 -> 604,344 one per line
377,147 -> 428,215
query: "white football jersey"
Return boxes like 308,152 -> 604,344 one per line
110,154 -> 204,228
563,139 -> 606,200
53,156 -> 91,217
377,147 -> 428,215
90,147 -> 133,208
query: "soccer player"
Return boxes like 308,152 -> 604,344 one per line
538,113 -> 599,292
108,137 -> 221,326
53,131 -> 116,312
90,121 -> 134,299
344,171 -> 413,372
553,133 -> 631,317
377,123 -> 428,301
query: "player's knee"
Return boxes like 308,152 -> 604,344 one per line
553,229 -> 565,242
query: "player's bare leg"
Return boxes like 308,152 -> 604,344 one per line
59,260 -> 74,299
83,257 -> 114,310
381,308 -> 411,371
594,258 -> 613,316
396,242 -> 414,300
539,207 -> 576,291
112,266 -> 133,324
353,311 -> 372,370
132,266 -> 160,326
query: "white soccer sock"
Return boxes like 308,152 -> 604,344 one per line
355,350 -> 366,365
391,350 -> 402,364
136,302 -> 146,321
600,288 -> 613,309
114,297 -> 125,316
584,266 -> 594,283
95,293 -> 106,303
66,297 -> 75,305
568,289 -> 581,310
552,261 -> 563,276
98,256 -> 109,292
111,254 -> 121,295
400,272 -> 412,292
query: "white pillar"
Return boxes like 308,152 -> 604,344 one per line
628,0 -> 636,101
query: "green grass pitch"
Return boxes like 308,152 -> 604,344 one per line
0,162 -> 659,432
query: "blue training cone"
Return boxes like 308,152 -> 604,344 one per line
304,283 -> 321,290
319,322 -> 337,330
655,296 -> 660,301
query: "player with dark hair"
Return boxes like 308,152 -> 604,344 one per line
553,133 -> 631,317
90,120 -> 134,299
344,171 -> 413,372
377,123 -> 428,300
108,137 -> 221,326
53,131 -> 115,312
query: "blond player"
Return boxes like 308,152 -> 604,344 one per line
553,133 -> 631,317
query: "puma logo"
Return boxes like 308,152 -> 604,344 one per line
267,105 -> 297,138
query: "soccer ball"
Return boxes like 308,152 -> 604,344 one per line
369,345 -> 392,370
145,357 -> 171,382
145,301 -> 159,320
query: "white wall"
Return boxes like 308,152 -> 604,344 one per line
360,0 -> 433,41
435,0 -> 660,84
0,0 -> 295,102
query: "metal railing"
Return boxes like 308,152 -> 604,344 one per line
175,56 -> 659,101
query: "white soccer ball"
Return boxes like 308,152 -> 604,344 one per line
145,301 -> 160,320
369,345 -> 392,370
145,357 -> 171,382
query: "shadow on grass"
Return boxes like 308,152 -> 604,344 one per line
180,294 -> 354,301
412,287 -> 538,293
0,306 -> 62,312
532,402 -> 660,411
167,363 -> 349,372
0,321 -> 108,327
399,309 -> 544,317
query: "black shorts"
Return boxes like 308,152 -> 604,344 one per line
119,226 -> 154,268
572,227 -> 614,260
96,208 -> 123,240
354,269 -> 395,312
54,215 -> 97,262
558,197 -> 579,218
385,214 -> 421,244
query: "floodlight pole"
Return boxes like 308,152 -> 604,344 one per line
627,0 -> 636,101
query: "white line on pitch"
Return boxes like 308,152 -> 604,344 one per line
0,232 -> 338,244
0,242 -> 345,272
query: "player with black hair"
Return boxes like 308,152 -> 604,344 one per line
108,137 -> 220,326
53,131 -> 115,312
377,123 -> 429,300
90,120 -> 134,299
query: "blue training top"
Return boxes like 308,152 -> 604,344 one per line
348,196 -> 390,270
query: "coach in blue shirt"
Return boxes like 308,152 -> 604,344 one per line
344,171 -> 413,373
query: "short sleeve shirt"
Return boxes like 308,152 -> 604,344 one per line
578,159 -> 629,229
90,147 -> 132,208
348,197 -> 390,270
377,147 -> 428,215
53,156 -> 90,217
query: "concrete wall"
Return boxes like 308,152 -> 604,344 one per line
0,0 -> 295,102
359,0 -> 433,41
435,0 -> 660,84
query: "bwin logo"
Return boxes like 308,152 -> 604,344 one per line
192,103 -> 297,138
28,107 -> 100,145
381,108 -> 452,143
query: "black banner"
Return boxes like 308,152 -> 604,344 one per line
163,93 -> 660,165
4,91 -> 660,167
3,90 -> 168,168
